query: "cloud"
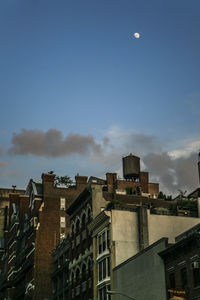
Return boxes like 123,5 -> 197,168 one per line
105,126 -> 162,156
169,139 -> 200,159
143,152 -> 199,195
9,129 -> 104,157
93,126 -> 200,195
7,126 -> 200,196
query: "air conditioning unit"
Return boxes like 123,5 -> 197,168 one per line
191,261 -> 199,269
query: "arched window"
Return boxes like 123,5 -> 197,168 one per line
76,268 -> 80,283
71,271 -> 74,285
71,224 -> 74,236
88,258 -> 92,277
87,207 -> 91,222
76,219 -> 80,234
82,213 -> 86,228
82,264 -> 86,281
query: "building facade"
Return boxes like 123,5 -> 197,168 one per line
0,173 -> 87,300
113,238 -> 168,300
89,205 -> 200,300
51,236 -> 70,300
160,224 -> 200,300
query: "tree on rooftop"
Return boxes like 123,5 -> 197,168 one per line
54,175 -> 73,188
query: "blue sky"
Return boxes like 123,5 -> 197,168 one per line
0,0 -> 200,195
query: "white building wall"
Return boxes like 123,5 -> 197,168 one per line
111,210 -> 139,266
148,210 -> 200,244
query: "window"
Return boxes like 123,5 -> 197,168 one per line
99,286 -> 106,300
98,285 -> 111,300
71,224 -> 74,236
98,236 -> 102,254
88,259 -> 92,277
107,229 -> 110,249
107,257 -> 110,276
60,197 -> 66,210
98,229 -> 110,255
82,264 -> 86,281
76,219 -> 80,233
98,257 -> 110,282
180,267 -> 187,288
169,272 -> 175,289
82,213 -> 86,228
60,217 -> 66,228
102,232 -> 106,252
76,268 -> 80,283
193,267 -> 200,287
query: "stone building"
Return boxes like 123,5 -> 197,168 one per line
0,173 -> 87,300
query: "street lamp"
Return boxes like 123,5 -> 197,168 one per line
107,290 -> 135,300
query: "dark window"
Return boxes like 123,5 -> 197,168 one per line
72,224 -> 74,236
88,208 -> 91,221
107,229 -> 110,249
99,286 -> 107,300
107,257 -> 110,276
103,259 -> 106,279
71,272 -> 74,286
193,268 -> 200,287
82,213 -> 86,228
88,259 -> 92,277
180,267 -> 187,288
98,257 -> 110,282
76,219 -> 80,233
98,229 -> 109,255
99,285 -> 111,300
76,268 -> 80,283
169,272 -> 175,288
102,232 -> 106,251
82,264 -> 86,281
99,261 -> 103,281
99,236 -> 102,254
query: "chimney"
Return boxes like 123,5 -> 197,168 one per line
42,173 -> 55,183
106,173 -> 117,193
75,174 -> 88,189
42,173 -> 56,194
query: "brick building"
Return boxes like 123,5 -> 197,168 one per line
51,236 -> 70,300
0,173 -> 87,300
66,177 -> 105,300
0,188 -> 25,261
160,223 -> 200,300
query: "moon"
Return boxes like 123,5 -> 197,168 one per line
134,32 -> 140,39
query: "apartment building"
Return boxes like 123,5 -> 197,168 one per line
160,223 -> 200,300
51,236 -> 70,300
0,173 -> 87,300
